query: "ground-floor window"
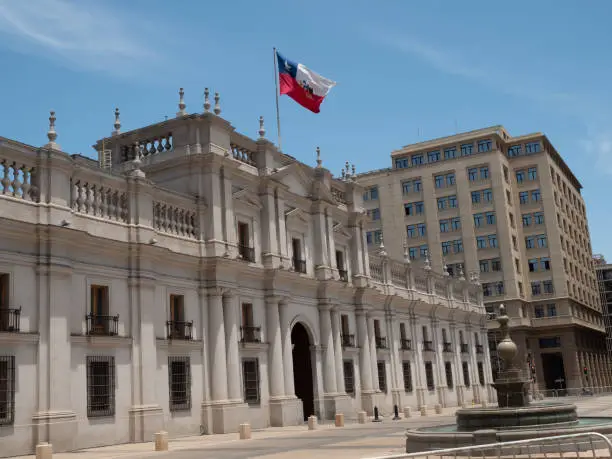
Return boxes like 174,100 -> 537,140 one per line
462,361 -> 470,388
343,360 -> 355,395
445,362 -> 453,389
169,356 -> 191,411
86,355 -> 115,417
377,360 -> 387,393
402,361 -> 413,392
424,361 -> 435,391
0,355 -> 15,425
242,358 -> 260,405
477,362 -> 485,386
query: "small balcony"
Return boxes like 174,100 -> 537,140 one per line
476,344 -> 484,354
293,258 -> 307,274
338,269 -> 349,282
238,244 -> 255,263
375,336 -> 388,349
341,333 -> 355,347
166,320 -> 193,340
422,340 -> 433,351
86,313 -> 119,336
461,343 -> 469,354
0,307 -> 21,332
241,326 -> 262,343
400,338 -> 412,350
443,342 -> 453,353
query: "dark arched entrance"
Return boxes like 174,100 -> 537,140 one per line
291,322 -> 314,421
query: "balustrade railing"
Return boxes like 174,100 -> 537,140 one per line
0,307 -> 21,332
0,160 -> 38,201
230,144 -> 255,166
241,326 -> 261,343
443,342 -> 453,352
238,244 -> 255,262
375,336 -> 388,349
166,320 -> 193,340
338,269 -> 348,282
120,134 -> 173,162
72,179 -> 128,223
341,333 -> 355,347
434,277 -> 448,296
293,258 -> 307,274
369,260 -> 384,282
390,261 -> 405,287
153,201 -> 198,239
414,274 -> 428,291
422,340 -> 433,351
400,338 -> 412,350
86,313 -> 119,336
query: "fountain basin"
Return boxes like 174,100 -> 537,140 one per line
457,403 -> 578,431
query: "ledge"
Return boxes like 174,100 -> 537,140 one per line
156,338 -> 203,350
71,334 -> 133,348
0,332 -> 39,345
341,346 -> 360,356
239,341 -> 269,352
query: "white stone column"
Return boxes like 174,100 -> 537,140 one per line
367,314 -> 380,391
410,317 -> 426,407
267,296 -> 285,398
386,311 -> 403,405
279,300 -> 295,397
356,310 -> 373,392
209,289 -> 229,401
319,303 -> 338,394
331,308 -> 346,393
199,287 -> 212,402
223,292 -> 242,402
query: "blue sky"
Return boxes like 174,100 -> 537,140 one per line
0,0 -> 611,257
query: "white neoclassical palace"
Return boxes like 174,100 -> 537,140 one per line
0,91 -> 492,457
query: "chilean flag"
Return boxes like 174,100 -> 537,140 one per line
276,51 -> 336,114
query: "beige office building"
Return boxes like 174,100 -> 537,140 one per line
356,125 -> 609,392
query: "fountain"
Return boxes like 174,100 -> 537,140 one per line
405,304 -> 612,453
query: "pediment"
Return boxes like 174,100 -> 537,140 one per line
310,180 -> 337,205
333,221 -> 352,240
270,163 -> 313,198
285,207 -> 310,225
232,187 -> 262,209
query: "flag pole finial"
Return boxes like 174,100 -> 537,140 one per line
177,87 -> 186,117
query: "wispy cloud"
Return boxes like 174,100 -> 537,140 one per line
0,0 -> 159,77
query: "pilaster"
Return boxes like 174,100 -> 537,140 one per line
356,308 -> 375,414
409,316 -> 426,408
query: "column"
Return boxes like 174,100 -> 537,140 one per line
209,289 -> 229,401
368,315 -> 380,391
199,287 -> 211,402
279,301 -> 295,397
356,310 -> 373,392
410,317 -> 426,407
387,312 -> 403,396
578,352 -> 587,388
267,296 -> 285,398
331,308 -> 345,393
223,292 -> 242,402
319,303 -> 338,394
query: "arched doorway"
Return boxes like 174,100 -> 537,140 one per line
291,322 -> 314,421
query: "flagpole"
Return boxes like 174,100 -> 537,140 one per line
273,47 -> 282,151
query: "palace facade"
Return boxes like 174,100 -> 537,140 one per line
0,94 -> 489,456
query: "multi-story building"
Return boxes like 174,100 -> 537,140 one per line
355,125 -> 609,393
0,94 -> 489,457
595,255 -> 612,356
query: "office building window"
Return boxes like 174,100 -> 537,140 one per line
440,220 -> 449,233
540,258 -> 551,270
483,189 -> 493,201
411,154 -> 424,166
406,225 -> 416,238
485,212 -> 496,225
516,170 -> 525,183
453,239 -> 463,253
536,235 -> 547,248
343,360 -> 355,395
525,236 -> 535,249
395,158 -> 409,169
531,189 -> 541,202
476,236 -> 486,249
449,195 -> 458,207
508,145 -> 522,157
447,173 -> 456,186
471,191 -> 481,204
519,191 -> 529,204
480,167 -> 489,179
522,214 -> 532,227
417,223 -> 426,237
525,142 -> 541,154
547,304 -> 557,317
543,280 -> 554,294
534,212 -> 544,224
531,281 -> 541,296
468,168 -> 478,181
479,260 -> 489,273
451,217 -> 461,231
0,356 -> 15,425
473,213 -> 483,227
488,234 -> 498,248
428,151 -> 441,162
491,258 -> 501,271
528,167 -> 538,180
461,143 -> 473,156
535,305 -> 545,318
477,140 -> 492,152
528,259 -> 538,272
441,241 -> 451,255
462,362 -> 470,387
444,147 -> 457,159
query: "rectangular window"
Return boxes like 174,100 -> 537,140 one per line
424,361 -> 435,391
522,214 -> 532,227
441,241 -> 451,255
477,362 -> 485,386
476,236 -> 486,249
415,202 -> 424,214
408,247 -> 418,260
369,187 -> 378,200
377,360 -> 387,393
477,139 -> 492,152
525,142 -> 541,154
434,175 -> 444,188
437,197 -> 447,210
479,260 -> 489,273
404,203 -> 413,216
343,360 -> 355,395
471,191 -> 481,204
540,258 -> 551,271
417,223 -> 426,236
531,281 -> 541,296
242,358 -> 260,405
468,168 -> 478,181
461,143 -> 473,156
488,234 -> 498,248
402,361 -> 413,392
536,235 -> 547,248
169,356 -> 191,411
462,361 -> 470,387
485,212 -> 496,225
508,145 -> 522,157
473,213 -> 483,227
531,190 -> 541,202
414,180 -> 422,191
482,283 -> 492,296
525,237 -> 535,249
170,294 -> 185,323
547,304 -> 557,317
411,154 -> 424,166
395,158 -> 408,169
543,280 -> 554,294
483,189 -> 493,201
402,181 -> 412,194
453,239 -> 463,253
539,337 -> 561,349
428,151 -> 441,162
420,245 -> 428,258
444,147 -> 457,159
534,212 -> 544,224
0,356 -> 15,425
371,208 -> 380,220
535,305 -> 545,318
480,167 -> 489,179
516,170 -> 525,183
445,362 -> 454,389
439,220 -> 449,233
491,259 -> 501,271
528,259 -> 538,272
519,191 -> 529,204
528,167 -> 538,180
446,174 -> 456,186
406,225 -> 416,238
451,217 -> 461,231
448,195 -> 458,208
86,355 -> 115,417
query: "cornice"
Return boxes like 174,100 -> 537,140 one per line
70,334 -> 133,348
0,332 -> 39,345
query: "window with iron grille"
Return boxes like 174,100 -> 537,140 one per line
377,360 -> 387,393
445,362 -> 454,389
424,361 -> 435,391
86,356 -> 115,417
242,358 -> 260,405
402,361 -> 413,392
169,356 -> 191,411
462,361 -> 471,388
477,362 -> 485,386
0,356 -> 15,425
343,360 -> 355,395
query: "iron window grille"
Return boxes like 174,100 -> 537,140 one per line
477,362 -> 485,386
445,361 -> 454,389
424,361 -> 435,391
462,361 -> 471,388
343,360 -> 355,395
0,356 -> 15,425
402,361 -> 413,393
86,355 -> 115,418
242,358 -> 260,405
377,360 -> 387,393
168,356 -> 191,411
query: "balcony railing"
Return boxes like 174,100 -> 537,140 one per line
443,342 -> 453,352
0,307 -> 21,332
375,336 -> 388,349
338,269 -> 348,282
86,313 -> 119,336
476,344 -> 484,354
293,258 -> 306,274
341,333 -> 355,347
238,244 -> 255,263
461,343 -> 469,354
241,326 -> 262,343
166,320 -> 193,340
400,338 -> 412,350
422,340 -> 433,351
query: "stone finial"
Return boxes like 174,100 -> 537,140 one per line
443,263 -> 450,277
351,164 -> 356,177
458,264 -> 465,280
129,142 -> 145,178
177,87 -> 186,117
112,108 -> 121,135
204,88 -> 211,112
423,250 -> 431,271
345,161 -> 350,177
316,146 -> 322,168
378,236 -> 388,258
45,110 -> 60,150
214,92 -> 221,115
258,116 -> 266,139
403,244 -> 411,264
341,168 -> 346,180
